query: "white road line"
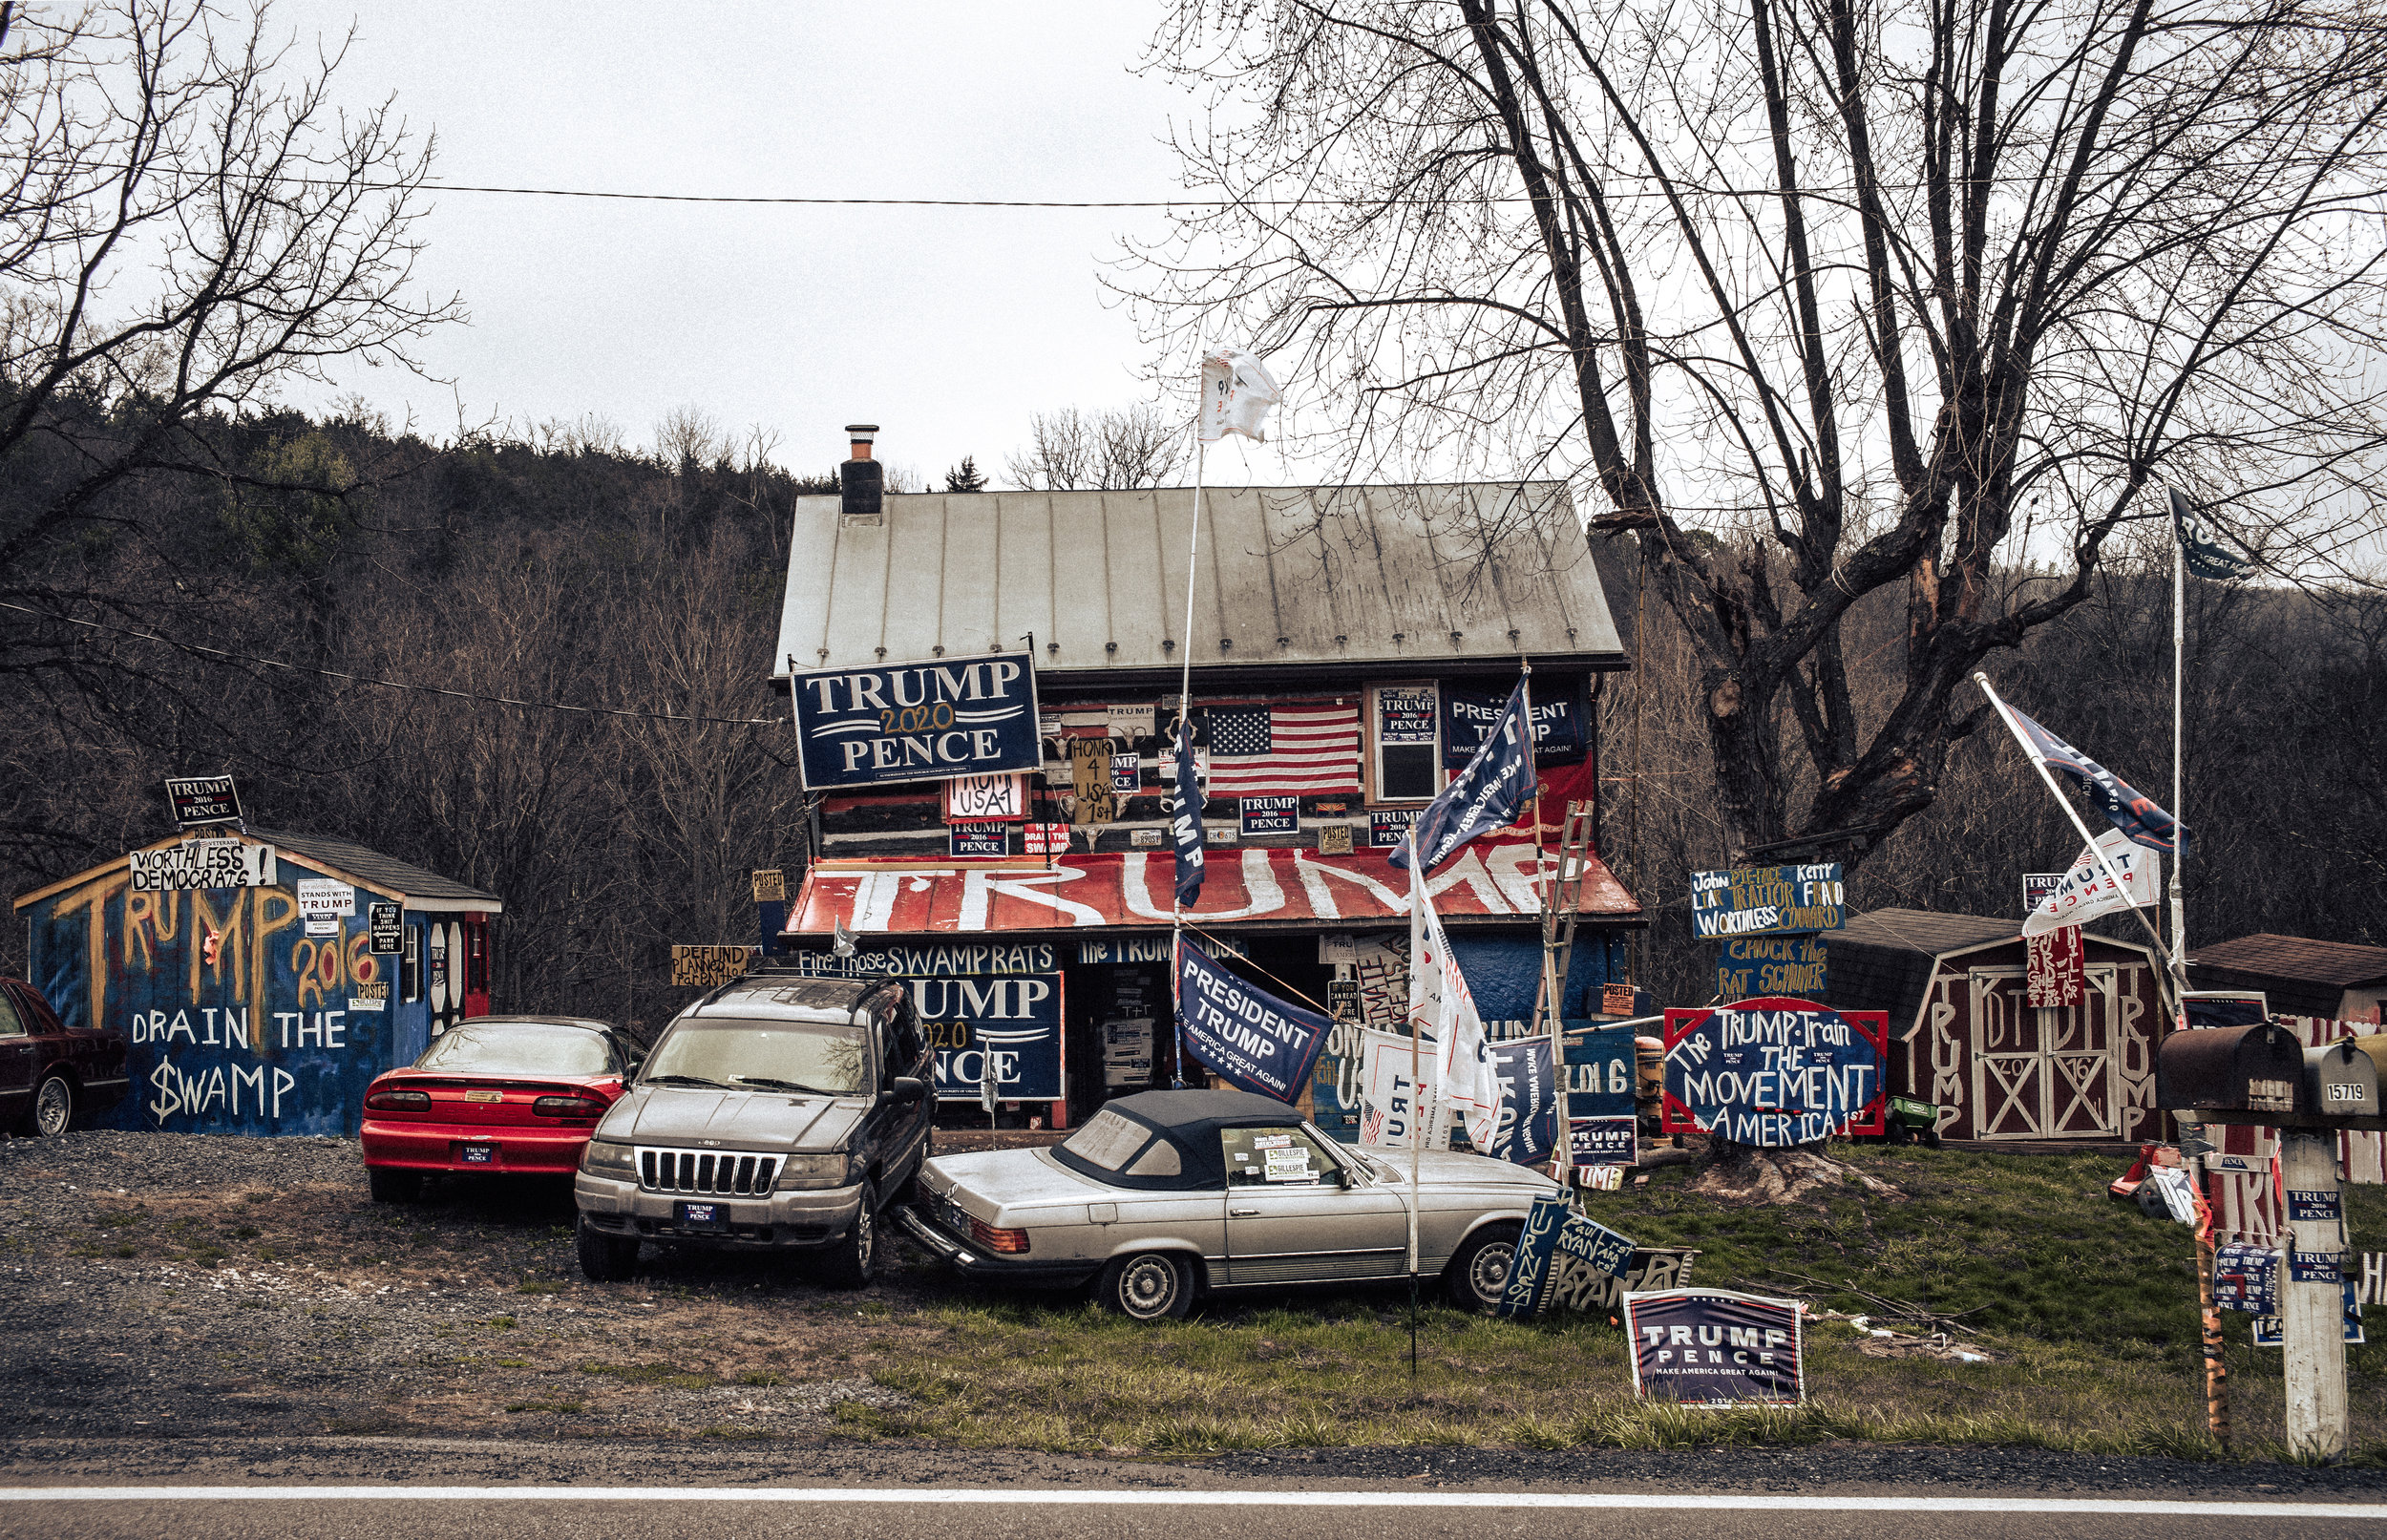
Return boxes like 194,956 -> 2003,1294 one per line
0,1487 -> 2380,1517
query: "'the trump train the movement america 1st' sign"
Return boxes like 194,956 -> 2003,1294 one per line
791,654 -> 1042,791
1661,997 -> 1886,1146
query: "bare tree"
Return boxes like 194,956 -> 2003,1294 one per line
0,0 -> 459,663
1006,403 -> 1188,489
1130,0 -> 2387,882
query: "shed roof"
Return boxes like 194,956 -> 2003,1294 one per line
1825,908 -> 2162,1041
771,482 -> 1626,688
2188,934 -> 2387,989
11,827 -> 501,914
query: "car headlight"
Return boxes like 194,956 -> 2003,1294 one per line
774,1152 -> 854,1191
581,1138 -> 637,1176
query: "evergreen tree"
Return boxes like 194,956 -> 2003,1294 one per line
943,456 -> 989,493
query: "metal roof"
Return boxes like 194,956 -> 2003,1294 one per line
771,482 -> 1626,686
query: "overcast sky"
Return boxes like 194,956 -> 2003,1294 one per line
278,1 -> 1290,487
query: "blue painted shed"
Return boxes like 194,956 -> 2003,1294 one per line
11,828 -> 501,1136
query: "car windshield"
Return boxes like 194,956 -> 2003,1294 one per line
414,1023 -> 613,1077
644,1019 -> 868,1096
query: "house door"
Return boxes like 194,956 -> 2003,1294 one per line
1969,965 -> 2120,1139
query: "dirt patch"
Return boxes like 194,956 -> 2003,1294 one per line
0,1129 -> 1003,1443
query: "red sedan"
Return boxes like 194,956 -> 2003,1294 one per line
359,1016 -> 641,1202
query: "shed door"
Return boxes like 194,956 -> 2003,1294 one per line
1970,969 -> 2046,1138
2047,966 -> 2121,1136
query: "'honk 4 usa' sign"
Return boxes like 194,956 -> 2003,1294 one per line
792,654 -> 1042,790
1661,996 -> 1886,1146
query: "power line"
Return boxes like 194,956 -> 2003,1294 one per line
0,601 -> 786,727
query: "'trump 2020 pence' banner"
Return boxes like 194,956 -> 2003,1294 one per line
1661,996 -> 1886,1145
791,654 -> 1042,791
1624,1289 -> 1804,1405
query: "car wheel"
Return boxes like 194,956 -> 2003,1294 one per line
576,1215 -> 640,1281
1444,1220 -> 1524,1313
1097,1253 -> 1193,1321
27,1075 -> 73,1137
819,1183 -> 877,1289
368,1168 -> 423,1204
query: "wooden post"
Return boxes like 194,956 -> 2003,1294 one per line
2278,1129 -> 2349,1461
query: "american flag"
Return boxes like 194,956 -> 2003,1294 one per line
1204,703 -> 1361,796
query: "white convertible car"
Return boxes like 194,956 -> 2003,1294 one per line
896,1087 -> 1559,1319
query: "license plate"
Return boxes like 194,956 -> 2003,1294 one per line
942,1199 -> 968,1235
459,1143 -> 496,1164
678,1201 -> 727,1230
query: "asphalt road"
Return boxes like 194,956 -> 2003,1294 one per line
7,1487 -> 2385,1540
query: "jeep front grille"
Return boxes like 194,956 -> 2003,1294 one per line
637,1147 -> 780,1195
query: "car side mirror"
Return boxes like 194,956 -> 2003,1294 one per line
1321,1167 -> 1349,1189
884,1076 -> 926,1107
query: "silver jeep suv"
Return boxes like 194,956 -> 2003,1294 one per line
572,972 -> 931,1287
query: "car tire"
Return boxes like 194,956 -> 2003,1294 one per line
1096,1253 -> 1194,1321
26,1074 -> 73,1137
576,1215 -> 640,1281
819,1183 -> 877,1290
368,1168 -> 423,1204
1444,1220 -> 1524,1313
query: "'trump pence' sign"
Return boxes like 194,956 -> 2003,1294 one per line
1661,997 -> 1886,1145
792,654 -> 1042,791
1625,1289 -> 1805,1405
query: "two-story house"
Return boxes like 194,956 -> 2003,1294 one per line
768,429 -> 1643,1136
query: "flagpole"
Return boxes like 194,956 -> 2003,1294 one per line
1971,673 -> 2173,962
2170,513 -> 2189,1000
1170,373 -> 1212,1091
1406,824 -> 1423,1377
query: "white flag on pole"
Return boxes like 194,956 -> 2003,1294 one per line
1357,1027 -> 1438,1150
1409,875 -> 1503,1152
1197,349 -> 1282,443
2021,828 -> 2161,937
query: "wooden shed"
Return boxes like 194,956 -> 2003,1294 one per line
1823,909 -> 2166,1143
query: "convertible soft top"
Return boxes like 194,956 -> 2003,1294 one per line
1055,1087 -> 1312,1192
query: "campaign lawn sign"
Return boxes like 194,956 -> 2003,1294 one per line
1661,997 -> 1887,1145
1496,1192 -> 1637,1319
1176,938 -> 1331,1104
1625,1290 -> 1805,1405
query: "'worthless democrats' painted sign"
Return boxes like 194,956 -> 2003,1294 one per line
1497,1192 -> 1636,1318
791,654 -> 1042,791
1662,997 -> 1886,1145
129,839 -> 275,893
1625,1289 -> 1805,1405
1176,939 -> 1330,1104
1689,865 -> 1845,939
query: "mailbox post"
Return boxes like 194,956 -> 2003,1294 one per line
2278,1129 -> 2348,1460
2157,1021 -> 2381,1463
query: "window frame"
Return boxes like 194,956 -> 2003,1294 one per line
1365,680 -> 1446,806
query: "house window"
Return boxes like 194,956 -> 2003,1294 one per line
1369,683 -> 1443,802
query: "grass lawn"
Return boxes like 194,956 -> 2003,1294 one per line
849,1144 -> 2387,1461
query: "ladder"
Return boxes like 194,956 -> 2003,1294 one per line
1531,801 -> 1597,1183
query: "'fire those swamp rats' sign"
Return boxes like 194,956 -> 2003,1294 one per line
1662,997 -> 1886,1146
791,654 -> 1041,791
1688,864 -> 1845,938
1625,1289 -> 1805,1406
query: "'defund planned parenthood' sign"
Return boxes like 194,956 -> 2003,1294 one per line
1662,997 -> 1886,1146
1688,864 -> 1845,939
792,655 -> 1042,791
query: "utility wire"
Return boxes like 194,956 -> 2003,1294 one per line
0,601 -> 787,727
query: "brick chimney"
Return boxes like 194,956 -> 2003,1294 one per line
840,424 -> 883,525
